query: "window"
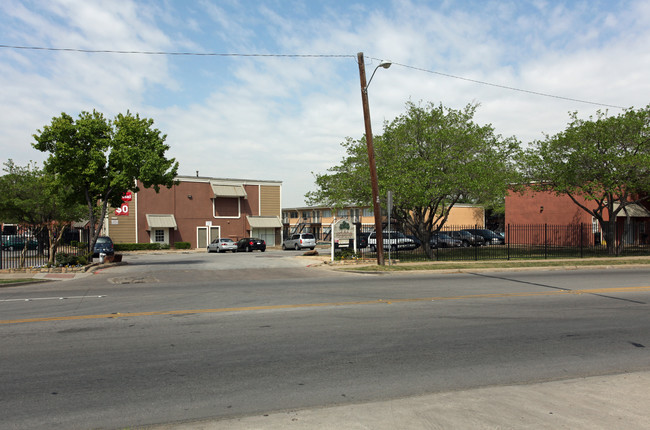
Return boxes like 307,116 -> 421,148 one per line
154,229 -> 165,242
337,209 -> 349,217
322,209 -> 331,218
363,208 -> 374,217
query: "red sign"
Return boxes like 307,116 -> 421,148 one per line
122,191 -> 133,202
115,203 -> 129,216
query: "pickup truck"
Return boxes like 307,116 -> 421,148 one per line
367,231 -> 418,251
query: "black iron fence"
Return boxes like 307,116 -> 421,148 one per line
341,223 -> 650,261
0,228 -> 91,270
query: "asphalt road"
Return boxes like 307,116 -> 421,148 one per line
1,252 -> 649,429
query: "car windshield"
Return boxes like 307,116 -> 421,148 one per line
302,234 -> 314,239
221,238 -> 233,243
96,237 -> 111,244
481,230 -> 500,238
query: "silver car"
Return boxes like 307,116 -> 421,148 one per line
282,233 -> 316,250
207,238 -> 238,253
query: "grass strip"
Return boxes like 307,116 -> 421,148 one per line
340,257 -> 650,272
0,278 -> 42,285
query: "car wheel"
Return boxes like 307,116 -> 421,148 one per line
282,243 -> 286,250
390,244 -> 397,251
310,247 -> 314,250
462,241 -> 469,247
8,246 -> 14,251
261,248 -> 265,252
294,244 -> 300,251
370,245 -> 376,252
247,246 -> 252,252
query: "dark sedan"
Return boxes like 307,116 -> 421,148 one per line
237,237 -> 266,252
461,229 -> 505,245
1,236 -> 38,251
449,230 -> 485,247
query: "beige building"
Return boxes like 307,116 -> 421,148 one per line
282,203 -> 485,241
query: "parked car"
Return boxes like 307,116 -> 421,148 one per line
237,237 -> 266,252
368,231 -> 418,251
282,233 -> 316,250
93,236 -> 114,256
405,235 -> 422,247
449,230 -> 485,247
429,232 -> 462,248
207,237 -> 238,253
462,229 -> 505,245
1,235 -> 38,251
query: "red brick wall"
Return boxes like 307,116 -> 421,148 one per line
506,188 -> 595,225
135,181 -> 260,247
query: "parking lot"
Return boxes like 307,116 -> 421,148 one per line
113,247 -> 329,272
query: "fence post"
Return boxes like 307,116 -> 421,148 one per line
507,224 -> 510,260
580,223 -> 584,258
544,223 -> 548,259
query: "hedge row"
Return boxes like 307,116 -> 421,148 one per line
114,243 -> 171,251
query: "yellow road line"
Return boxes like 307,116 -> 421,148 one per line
2,286 -> 649,325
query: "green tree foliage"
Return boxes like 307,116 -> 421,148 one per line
520,105 -> 650,255
307,101 -> 520,258
32,110 -> 179,256
0,160 -> 87,266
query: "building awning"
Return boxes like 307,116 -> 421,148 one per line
146,214 -> 178,230
613,203 -> 650,218
210,181 -> 247,198
247,216 -> 282,229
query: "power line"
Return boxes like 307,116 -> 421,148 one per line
368,56 -> 627,110
0,44 -> 353,59
0,44 -> 628,109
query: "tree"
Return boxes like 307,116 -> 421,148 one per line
307,101 -> 520,258
520,106 -> 650,255
0,160 -> 87,266
33,110 -> 179,257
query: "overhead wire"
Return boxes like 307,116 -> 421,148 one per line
0,44 -> 627,109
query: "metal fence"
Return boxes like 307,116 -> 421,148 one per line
342,223 -> 650,261
0,228 -> 91,270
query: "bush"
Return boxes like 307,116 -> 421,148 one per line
55,252 -> 88,266
174,242 -> 191,249
114,243 -> 163,251
334,247 -> 359,261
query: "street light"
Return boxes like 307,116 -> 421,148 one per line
358,52 -> 391,265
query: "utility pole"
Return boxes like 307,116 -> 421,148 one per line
357,52 -> 385,265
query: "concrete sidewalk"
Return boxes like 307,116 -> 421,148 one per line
150,371 -> 650,430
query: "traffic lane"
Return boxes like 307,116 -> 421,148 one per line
1,268 -> 650,323
1,291 -> 649,429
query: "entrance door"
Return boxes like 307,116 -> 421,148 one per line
209,226 -> 220,242
197,227 -> 208,249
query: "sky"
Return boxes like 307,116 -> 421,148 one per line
1,0 -> 649,208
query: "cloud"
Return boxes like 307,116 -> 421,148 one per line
1,0 -> 649,207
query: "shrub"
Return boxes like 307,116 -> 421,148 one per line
55,253 -> 87,266
174,242 -> 191,249
334,247 -> 359,260
114,243 -> 162,251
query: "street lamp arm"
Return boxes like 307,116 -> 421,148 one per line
366,60 -> 392,91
